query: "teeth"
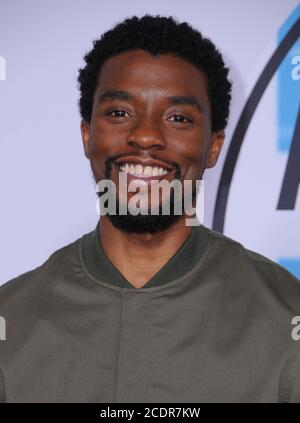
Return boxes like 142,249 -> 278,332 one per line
153,167 -> 159,177
143,166 -> 152,176
136,164 -> 143,175
119,163 -> 169,177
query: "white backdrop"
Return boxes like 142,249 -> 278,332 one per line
0,0 -> 299,284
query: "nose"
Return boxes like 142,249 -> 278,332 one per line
126,115 -> 166,150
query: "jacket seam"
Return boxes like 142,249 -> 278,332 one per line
0,240 -> 80,294
207,230 -> 300,283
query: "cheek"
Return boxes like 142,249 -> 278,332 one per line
184,155 -> 207,180
87,126 -> 110,180
89,123 -> 121,164
172,136 -> 208,179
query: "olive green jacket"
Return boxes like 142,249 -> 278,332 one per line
0,221 -> 300,402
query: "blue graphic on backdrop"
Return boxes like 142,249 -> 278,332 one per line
277,4 -> 300,152
278,258 -> 300,279
277,5 -> 300,279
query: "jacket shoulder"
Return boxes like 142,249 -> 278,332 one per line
0,233 -> 86,302
204,226 -> 300,285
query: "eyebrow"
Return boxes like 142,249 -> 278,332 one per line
96,89 -> 205,113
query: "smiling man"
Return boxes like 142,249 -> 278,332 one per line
1,14 -> 300,403
80,44 -> 225,287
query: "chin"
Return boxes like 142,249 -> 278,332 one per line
106,211 -> 182,234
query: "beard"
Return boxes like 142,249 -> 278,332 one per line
98,189 -> 194,234
95,154 -> 197,235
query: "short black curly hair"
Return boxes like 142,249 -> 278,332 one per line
78,14 -> 232,132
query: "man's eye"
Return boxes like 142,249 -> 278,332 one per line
105,110 -> 129,118
168,114 -> 192,123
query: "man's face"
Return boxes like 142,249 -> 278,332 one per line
81,49 -> 224,233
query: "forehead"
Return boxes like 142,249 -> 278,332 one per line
95,49 -> 208,103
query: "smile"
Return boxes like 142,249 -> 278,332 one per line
118,163 -> 169,178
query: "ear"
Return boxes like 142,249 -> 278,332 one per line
80,119 -> 91,159
205,130 -> 225,169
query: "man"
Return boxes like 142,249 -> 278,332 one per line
0,14 -> 300,403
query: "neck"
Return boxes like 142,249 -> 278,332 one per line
99,215 -> 192,288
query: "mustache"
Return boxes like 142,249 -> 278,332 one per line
104,152 -> 181,179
